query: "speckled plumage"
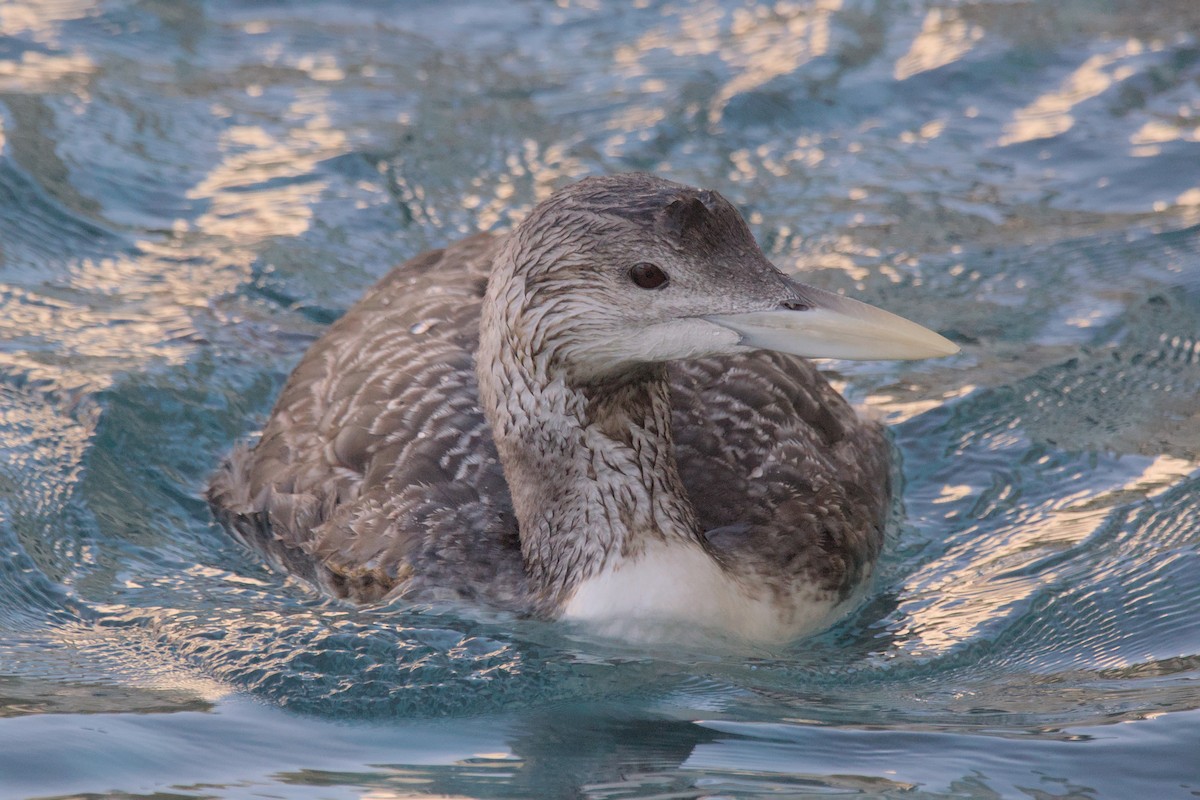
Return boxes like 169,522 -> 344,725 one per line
208,174 -> 892,638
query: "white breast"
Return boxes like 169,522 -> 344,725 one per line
560,542 -> 849,644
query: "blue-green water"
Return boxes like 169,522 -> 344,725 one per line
2,1 -> 1199,797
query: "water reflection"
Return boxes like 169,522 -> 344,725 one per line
255,703 -> 1200,799
709,0 -> 838,123
999,40 -> 1143,147
4,691 -> 1196,798
189,113 -> 344,242
893,8 -> 984,82
0,49 -> 94,94
0,675 -> 213,717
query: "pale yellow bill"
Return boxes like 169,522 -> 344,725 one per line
707,283 -> 959,361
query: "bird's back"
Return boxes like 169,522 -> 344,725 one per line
208,232 -> 890,609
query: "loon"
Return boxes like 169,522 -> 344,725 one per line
207,173 -> 957,643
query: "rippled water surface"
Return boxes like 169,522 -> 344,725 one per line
2,1 -> 1199,797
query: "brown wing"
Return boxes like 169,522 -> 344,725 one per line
669,352 -> 889,599
207,233 -> 530,606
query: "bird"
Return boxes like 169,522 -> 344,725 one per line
207,173 -> 957,644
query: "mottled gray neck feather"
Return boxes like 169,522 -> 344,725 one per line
476,235 -> 702,607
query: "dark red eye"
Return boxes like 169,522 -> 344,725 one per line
629,262 -> 668,289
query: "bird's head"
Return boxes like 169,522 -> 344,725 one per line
485,173 -> 957,383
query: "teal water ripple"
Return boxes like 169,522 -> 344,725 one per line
0,0 -> 1198,797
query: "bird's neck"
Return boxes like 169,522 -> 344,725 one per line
476,276 -> 702,607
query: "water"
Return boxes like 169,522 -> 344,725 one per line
1,0 -> 1198,797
